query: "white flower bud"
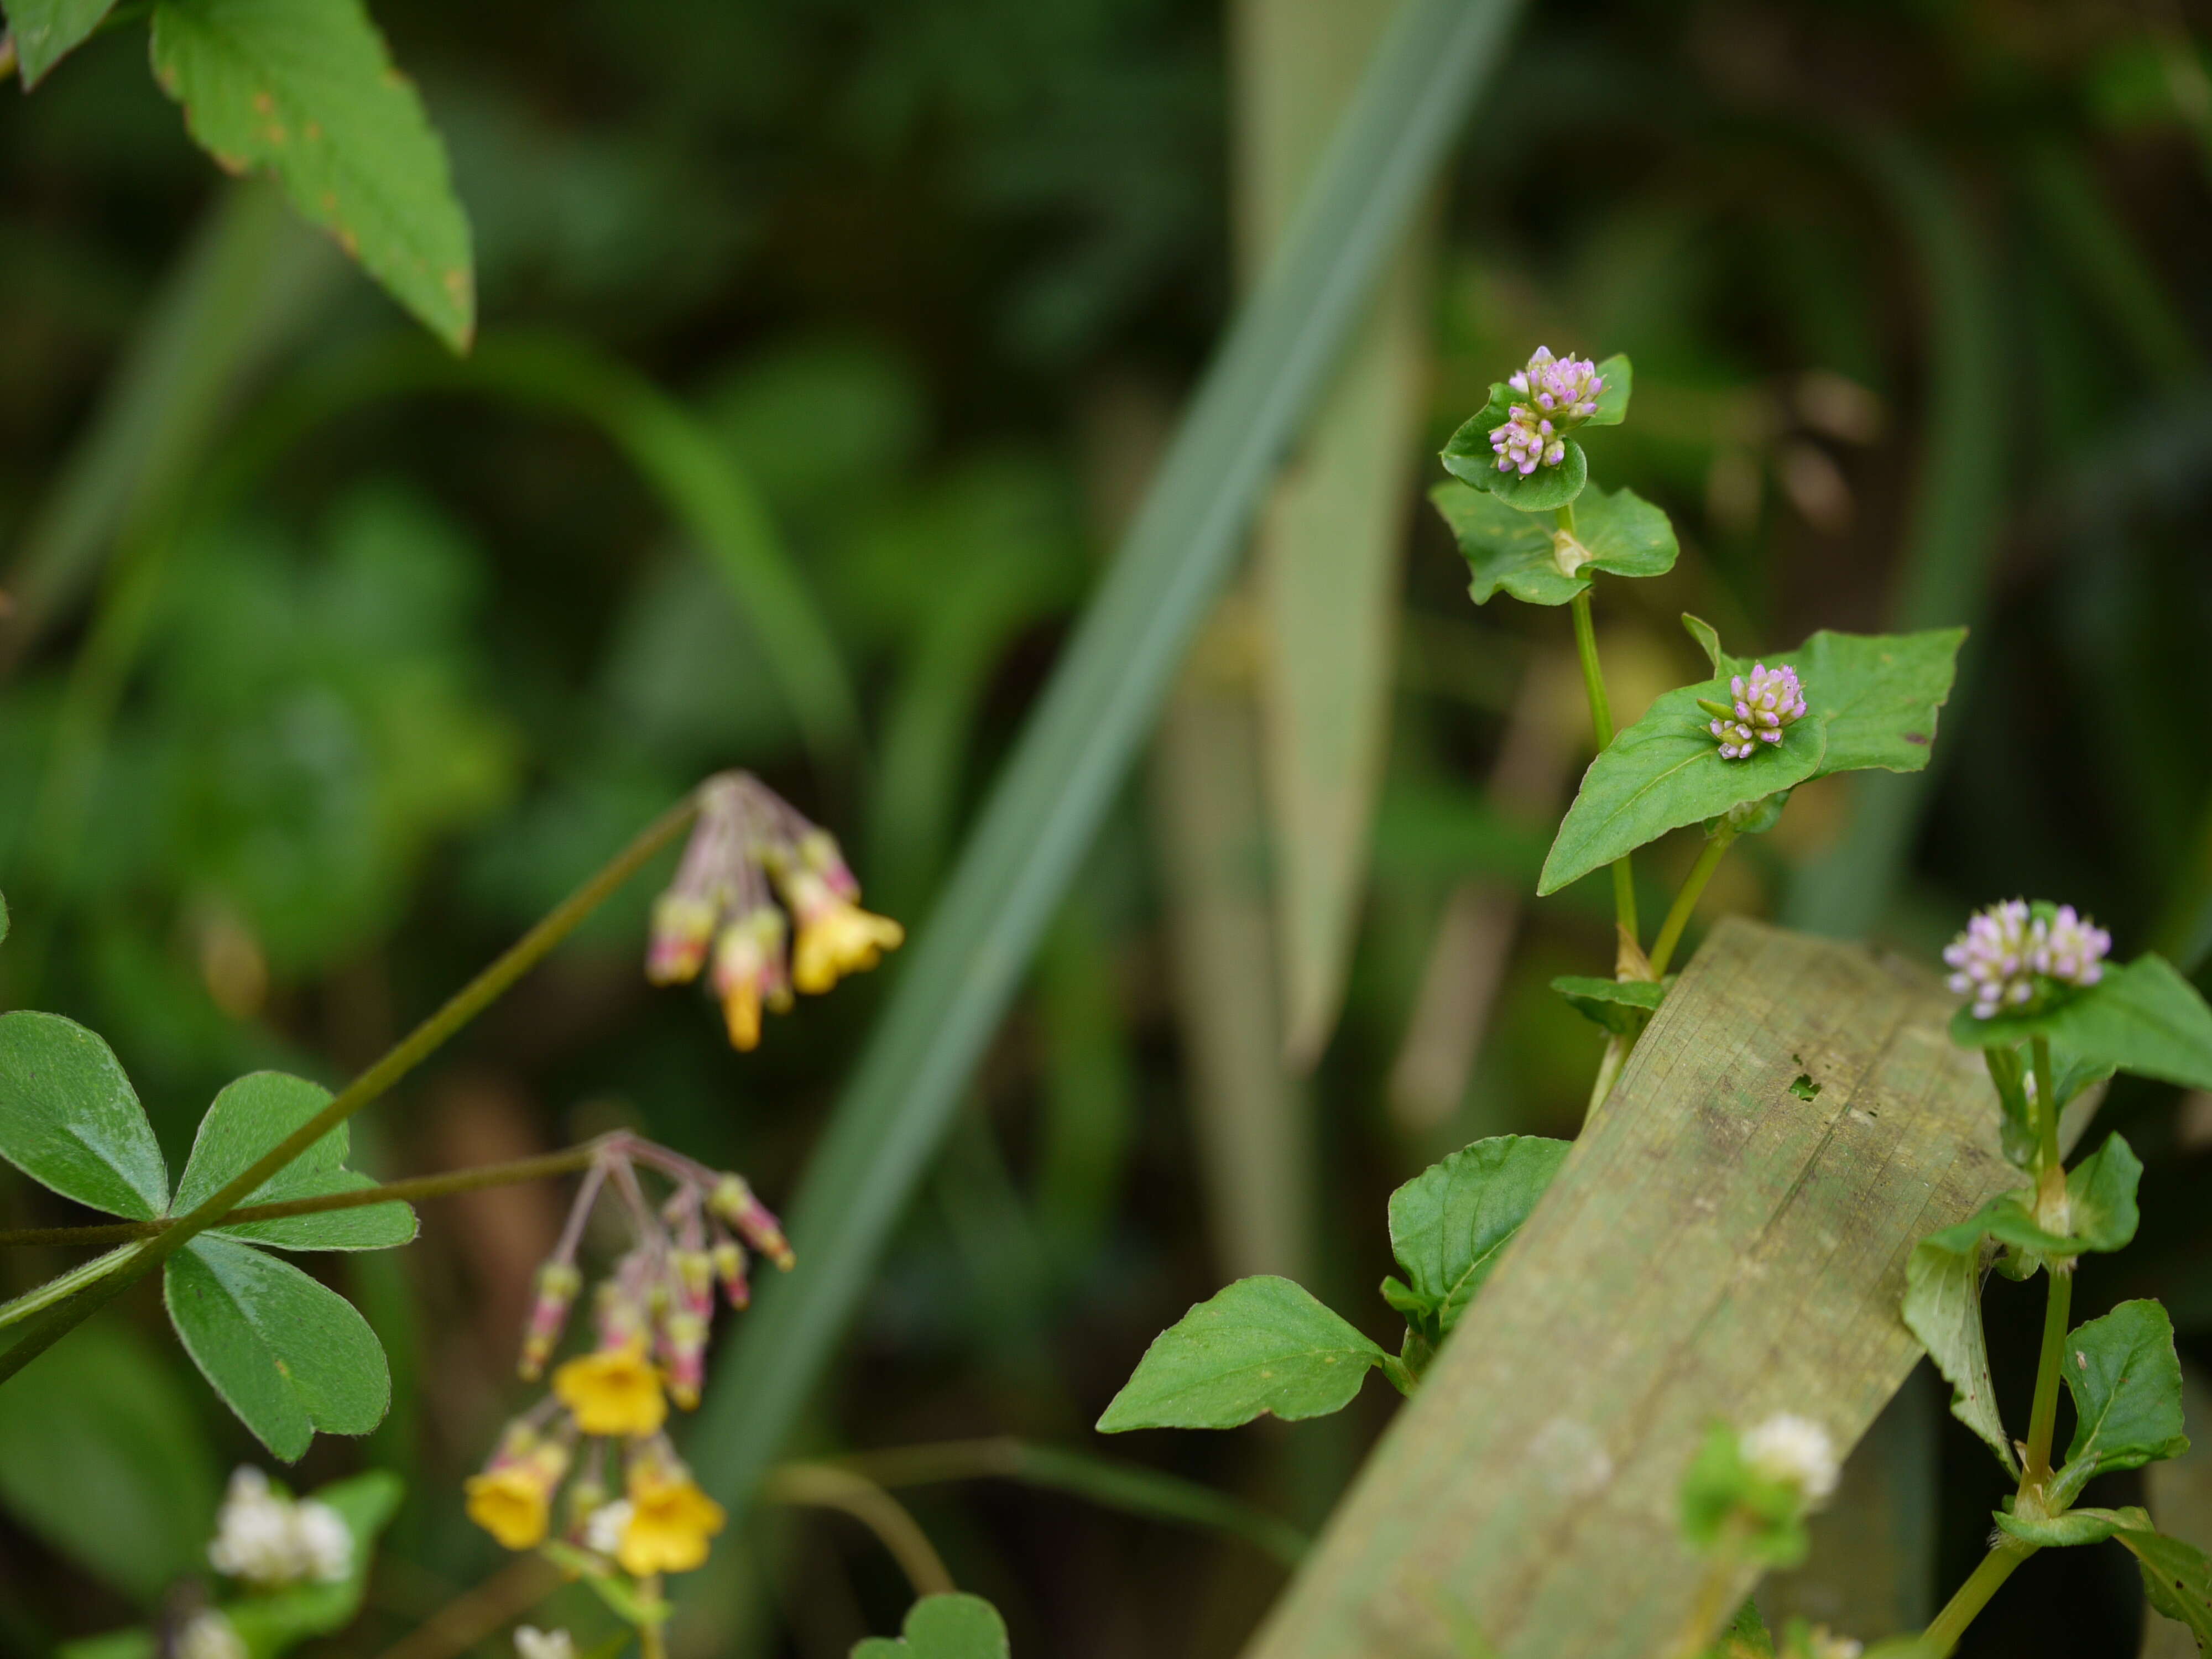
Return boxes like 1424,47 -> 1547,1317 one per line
1743,1412 -> 1839,1503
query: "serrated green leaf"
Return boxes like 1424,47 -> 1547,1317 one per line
2120,1528 -> 2212,1646
1385,1136 -> 1569,1338
1902,1225 -> 2018,1476
0,1316 -> 221,1605
223,1470 -> 402,1658
1097,1276 -> 1384,1431
163,1234 -> 389,1461
1949,956 -> 2212,1092
148,0 -> 475,350
1551,975 -> 1667,1037
3,0 -> 119,86
2051,1299 -> 2188,1507
1538,698 -> 1827,896
176,1071 -> 415,1251
1585,354 -> 1631,426
0,1010 -> 169,1219
852,1593 -> 1011,1659
1992,1503 -> 2150,1548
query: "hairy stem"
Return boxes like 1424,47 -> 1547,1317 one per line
1646,831 -> 1736,980
0,1144 -> 608,1248
1921,1541 -> 2036,1656
2023,1260 -> 2075,1489
0,793 -> 701,1391
1567,578 -> 1638,948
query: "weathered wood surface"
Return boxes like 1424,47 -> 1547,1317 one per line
1240,917 -> 2022,1659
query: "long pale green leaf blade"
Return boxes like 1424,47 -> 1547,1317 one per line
686,0 -> 1526,1516
150,0 -> 474,349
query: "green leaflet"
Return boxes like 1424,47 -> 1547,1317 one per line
852,1594 -> 1011,1659
1902,1223 -> 2017,1475
1096,1276 -> 1385,1431
2118,1529 -> 2212,1647
1433,481 -> 1678,607
0,1011 -> 170,1220
174,1072 -> 415,1251
1550,975 -> 1668,1037
149,0 -> 475,351
3,0 -> 118,85
2050,1299 -> 2189,1509
0,1317 -> 221,1605
1379,1136 -> 1569,1341
1949,954 -> 2212,1092
163,1234 -> 390,1462
1991,1503 -> 2150,1548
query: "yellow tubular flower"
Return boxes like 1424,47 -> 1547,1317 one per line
721,981 -> 762,1050
465,1463 -> 554,1550
617,1465 -> 727,1575
553,1342 -> 667,1438
791,899 -> 904,995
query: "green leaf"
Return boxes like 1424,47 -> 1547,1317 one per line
1708,1599 -> 1771,1659
0,1010 -> 169,1219
1559,486 -> 1676,581
1982,1045 -> 2038,1171
1586,354 -> 1631,426
2118,1529 -> 2212,1647
2064,1133 -> 2142,1255
1538,697 -> 1827,896
148,0 -> 476,351
1950,956 -> 2212,1092
1431,482 -> 1568,605
1902,1223 -> 2018,1476
1485,443 -> 1587,512
1678,1423 -> 1809,1567
1551,975 -> 1667,1037
1992,1503 -> 2150,1548
1383,1136 -> 1570,1339
1682,613 -> 1728,675
3,0 -> 119,86
852,1593 -> 1011,1659
163,1234 -> 390,1461
2051,1298 -> 2188,1507
0,889 -> 10,946
223,1470 -> 403,1658
1780,627 -> 1963,776
175,1071 -> 415,1251
0,1316 -> 221,1605
1096,1276 -> 1385,1431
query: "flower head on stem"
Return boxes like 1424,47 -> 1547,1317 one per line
207,1466 -> 353,1586
1944,899 -> 2110,1020
1489,347 -> 1605,476
1704,663 -> 1806,760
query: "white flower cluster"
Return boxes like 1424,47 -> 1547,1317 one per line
1742,1412 -> 1838,1504
206,1467 -> 351,1587
515,1628 -> 577,1659
1943,899 -> 2111,1020
175,1610 -> 246,1659
584,1496 -> 636,1556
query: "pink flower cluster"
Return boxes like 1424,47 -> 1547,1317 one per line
1487,347 -> 1604,477
1944,900 -> 2111,1020
1709,663 -> 1806,759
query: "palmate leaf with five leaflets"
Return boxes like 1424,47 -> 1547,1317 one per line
1949,954 -> 2212,1092
148,0 -> 476,350
1379,1136 -> 1569,1341
852,1594 -> 1011,1659
1096,1276 -> 1386,1431
1541,621 -> 1964,896
1433,482 -> 1677,607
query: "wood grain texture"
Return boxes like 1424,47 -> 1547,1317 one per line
1238,917 -> 2021,1658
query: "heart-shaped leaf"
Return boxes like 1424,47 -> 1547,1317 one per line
2050,1298 -> 2188,1507
1381,1136 -> 1570,1341
164,1234 -> 389,1461
2117,1529 -> 2212,1646
1992,1503 -> 2150,1548
852,1593 -> 1010,1659
1434,483 -> 1678,608
175,1072 -> 415,1251
0,1011 -> 170,1220
1551,976 -> 1668,1037
1097,1276 -> 1384,1431
1950,955 -> 2212,1092
1903,1219 -> 2017,1477
1538,697 -> 1827,896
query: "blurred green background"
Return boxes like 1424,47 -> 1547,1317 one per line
1,0 -> 2210,1654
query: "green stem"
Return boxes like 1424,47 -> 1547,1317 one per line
1921,1541 -> 2036,1656
1568,578 -> 1638,949
0,792 -> 701,1391
1646,831 -> 1736,980
2022,1259 -> 2075,1488
0,1143 -> 608,1248
2032,1032 -> 2062,1181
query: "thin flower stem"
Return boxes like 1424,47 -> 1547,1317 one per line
760,1463 -> 957,1597
637,1585 -> 669,1659
0,1144 -> 608,1248
2032,1032 -> 2064,1207
0,792 -> 701,1391
1920,1540 -> 2037,1656
2022,1260 -> 2075,1488
1647,831 -> 1737,980
1567,577 -> 1639,947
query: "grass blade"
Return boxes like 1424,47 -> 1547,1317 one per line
684,0 -> 1528,1518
